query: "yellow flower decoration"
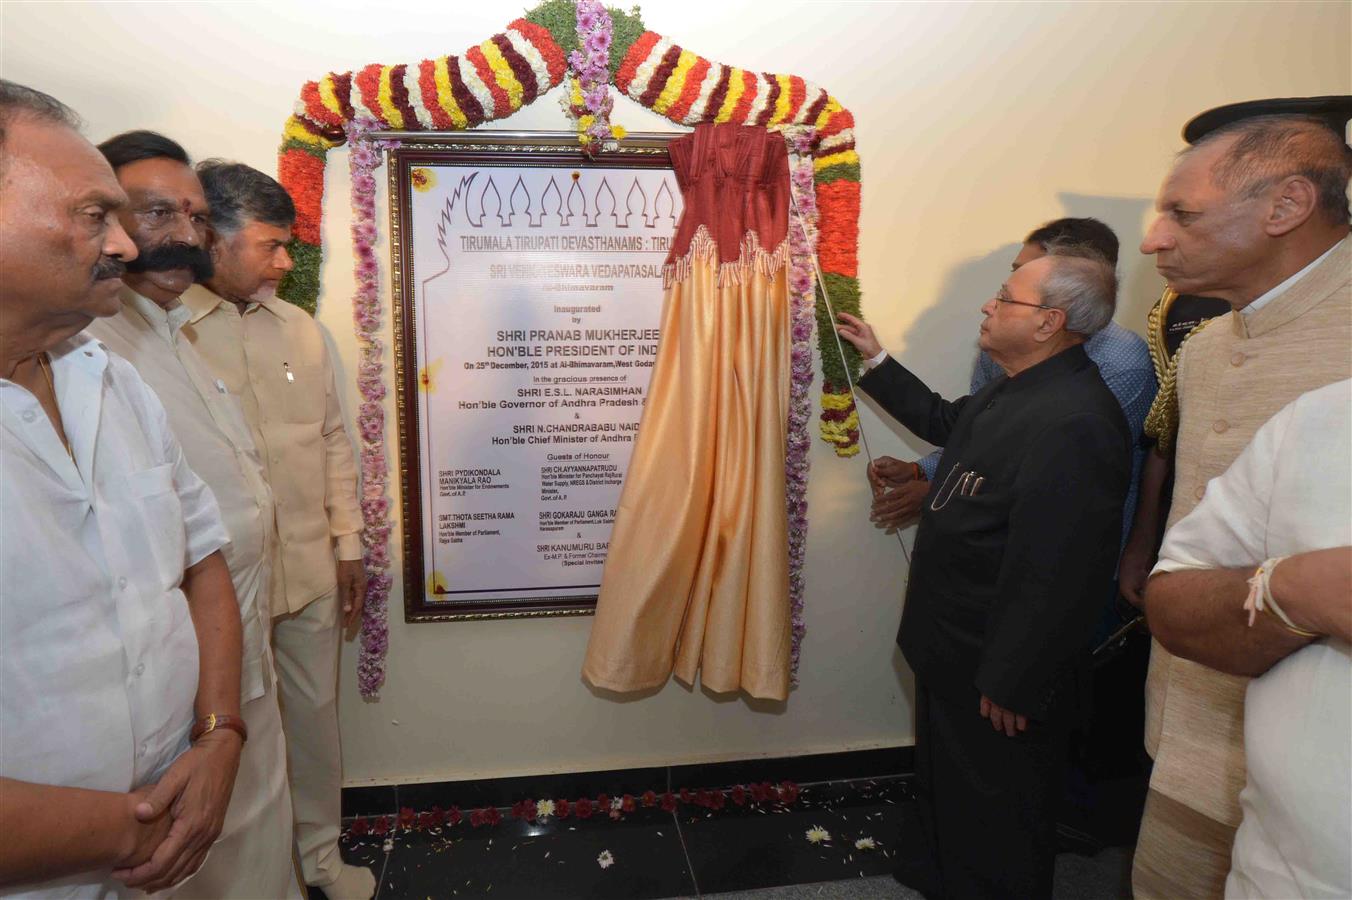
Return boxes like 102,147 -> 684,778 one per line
411,168 -> 437,193
611,125 -> 627,140
418,358 -> 443,391
819,390 -> 855,411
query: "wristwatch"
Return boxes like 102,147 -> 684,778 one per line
190,712 -> 248,744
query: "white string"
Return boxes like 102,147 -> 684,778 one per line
788,189 -> 913,565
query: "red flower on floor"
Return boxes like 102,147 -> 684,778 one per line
641,790 -> 657,808
621,794 -> 637,813
371,815 -> 390,836
445,806 -> 462,826
659,792 -> 678,812
749,782 -> 770,803
350,816 -> 369,836
469,808 -> 486,827
416,810 -> 439,830
710,790 -> 726,810
694,789 -> 713,808
575,798 -> 595,819
597,793 -> 611,812
731,786 -> 747,806
555,798 -> 571,819
398,807 -> 416,829
778,781 -> 801,803
483,807 -> 503,826
679,788 -> 692,803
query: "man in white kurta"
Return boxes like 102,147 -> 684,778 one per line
0,330 -> 231,898
88,131 -> 301,900
0,81 -> 243,899
1151,379 -> 1352,898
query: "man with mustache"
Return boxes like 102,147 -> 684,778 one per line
180,161 -> 372,900
1132,98 -> 1352,899
0,83 -> 241,897
85,130 -> 300,899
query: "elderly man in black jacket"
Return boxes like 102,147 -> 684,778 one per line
837,247 -> 1131,900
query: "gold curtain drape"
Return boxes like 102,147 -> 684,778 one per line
582,125 -> 793,701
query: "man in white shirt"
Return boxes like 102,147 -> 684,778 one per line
1147,379 -> 1351,898
86,129 -> 301,899
0,82 -> 243,897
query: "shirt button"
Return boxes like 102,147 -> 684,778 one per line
21,410 -> 35,423
117,576 -> 128,590
1195,485 -> 1206,500
1212,419 -> 1228,434
1231,352 -> 1246,366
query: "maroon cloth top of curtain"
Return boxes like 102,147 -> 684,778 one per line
665,124 -> 790,266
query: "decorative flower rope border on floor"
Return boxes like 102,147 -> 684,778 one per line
344,781 -> 804,839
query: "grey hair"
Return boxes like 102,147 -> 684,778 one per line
0,80 -> 81,165
1038,245 -> 1117,337
195,159 -> 296,235
1186,114 -> 1351,226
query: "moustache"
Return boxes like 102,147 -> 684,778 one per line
124,243 -> 214,281
93,257 -> 127,281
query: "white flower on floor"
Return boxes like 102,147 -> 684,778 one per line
382,838 -> 393,852
536,800 -> 556,818
855,837 -> 877,850
597,849 -> 615,869
805,825 -> 832,844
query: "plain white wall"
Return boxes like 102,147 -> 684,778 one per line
3,0 -> 1347,786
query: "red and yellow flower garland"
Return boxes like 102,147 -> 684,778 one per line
277,4 -> 865,473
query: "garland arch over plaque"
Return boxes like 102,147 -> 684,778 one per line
275,0 -> 867,697
275,0 -> 865,454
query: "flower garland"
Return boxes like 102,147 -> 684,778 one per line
344,780 -> 803,840
347,118 -> 401,699
276,2 -> 865,457
560,0 -> 626,155
273,3 -> 870,696
781,125 -> 819,683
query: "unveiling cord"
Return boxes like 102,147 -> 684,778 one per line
789,190 -> 913,566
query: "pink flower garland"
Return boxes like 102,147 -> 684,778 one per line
562,0 -> 624,156
346,118 -> 401,699
782,126 -> 819,685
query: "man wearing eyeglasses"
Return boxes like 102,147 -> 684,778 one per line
836,246 -> 1131,900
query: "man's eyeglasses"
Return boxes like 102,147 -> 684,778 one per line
993,292 -> 1054,311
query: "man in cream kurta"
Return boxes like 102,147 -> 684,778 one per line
86,130 -> 300,899
88,289 -> 300,900
1133,105 -> 1352,897
179,160 -> 371,900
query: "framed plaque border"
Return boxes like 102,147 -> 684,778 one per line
386,131 -> 679,622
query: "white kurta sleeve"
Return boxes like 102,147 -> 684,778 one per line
1152,400 -> 1294,575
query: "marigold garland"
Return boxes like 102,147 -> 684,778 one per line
274,2 -> 869,695
276,2 -> 864,458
